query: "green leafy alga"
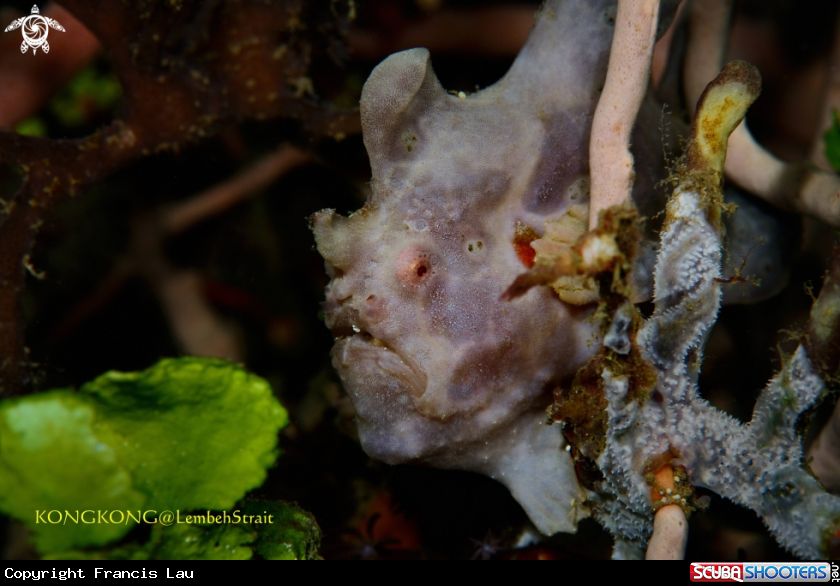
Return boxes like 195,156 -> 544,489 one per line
149,522 -> 255,560
0,358 -> 288,554
244,500 -> 322,560
45,522 -> 255,561
0,392 -> 146,551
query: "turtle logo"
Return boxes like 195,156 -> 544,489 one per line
4,5 -> 65,55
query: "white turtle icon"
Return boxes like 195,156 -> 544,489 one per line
4,5 -> 65,55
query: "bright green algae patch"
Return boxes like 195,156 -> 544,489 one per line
0,392 -> 146,551
83,358 -> 288,512
0,358 -> 288,554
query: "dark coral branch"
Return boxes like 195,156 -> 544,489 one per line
0,126 -> 135,394
0,0 -> 359,394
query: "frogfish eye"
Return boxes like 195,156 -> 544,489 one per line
396,245 -> 435,287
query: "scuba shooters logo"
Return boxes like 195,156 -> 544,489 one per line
690,562 -> 837,582
3,5 -> 65,55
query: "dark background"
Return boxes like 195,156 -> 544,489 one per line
0,0 -> 838,560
